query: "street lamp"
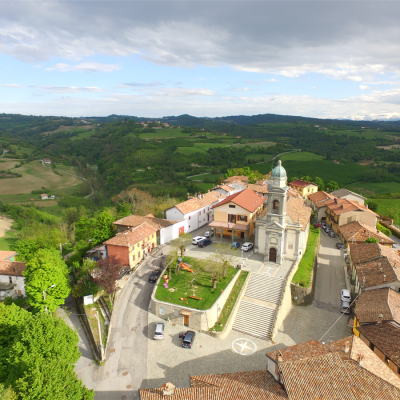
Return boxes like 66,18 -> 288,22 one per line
216,304 -> 221,332
43,284 -> 56,313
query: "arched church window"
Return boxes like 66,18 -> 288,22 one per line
273,200 -> 279,210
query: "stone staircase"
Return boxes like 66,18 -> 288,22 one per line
232,273 -> 285,340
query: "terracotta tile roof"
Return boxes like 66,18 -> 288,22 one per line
139,370 -> 287,400
326,198 -> 377,216
355,287 -> 400,323
213,188 -> 265,213
0,260 -> 26,276
350,243 -> 400,288
286,187 -> 303,200
358,322 -> 400,369
339,220 -> 395,245
113,215 -> 178,229
349,334 -> 400,389
172,191 -> 226,215
279,352 -> 355,400
307,190 -> 334,207
289,179 -> 318,189
285,196 -> 312,231
212,184 -> 235,193
224,175 -> 249,184
247,183 -> 269,194
0,251 -> 17,261
104,223 -> 158,247
330,188 -> 366,200
266,339 -> 328,362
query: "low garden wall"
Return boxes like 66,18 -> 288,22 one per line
149,268 -> 241,332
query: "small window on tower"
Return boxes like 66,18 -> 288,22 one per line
273,200 -> 279,210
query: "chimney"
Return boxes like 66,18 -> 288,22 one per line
383,274 -> 386,282
377,314 -> 383,324
344,342 -> 350,353
162,382 -> 175,396
366,204 -> 369,209
277,352 -> 283,363
198,193 -> 201,199
358,354 -> 364,366
334,198 -> 338,204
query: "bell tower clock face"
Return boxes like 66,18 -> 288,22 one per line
274,180 -> 279,186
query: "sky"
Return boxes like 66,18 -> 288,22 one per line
1,0 -> 400,120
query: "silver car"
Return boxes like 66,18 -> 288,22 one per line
192,236 -> 206,245
241,242 -> 254,252
154,322 -> 165,340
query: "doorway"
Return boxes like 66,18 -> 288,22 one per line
269,247 -> 277,262
241,231 -> 245,239
184,315 -> 189,326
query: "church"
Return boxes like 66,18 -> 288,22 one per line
254,160 -> 312,264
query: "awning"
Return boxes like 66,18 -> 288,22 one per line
208,221 -> 250,231
180,310 -> 192,316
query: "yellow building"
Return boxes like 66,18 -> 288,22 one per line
289,179 -> 318,197
209,188 -> 265,241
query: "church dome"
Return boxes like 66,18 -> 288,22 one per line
271,160 -> 287,179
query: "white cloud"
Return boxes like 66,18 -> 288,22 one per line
263,79 -> 277,83
359,85 -> 370,90
1,83 -> 25,87
45,62 -> 121,73
34,86 -> 104,93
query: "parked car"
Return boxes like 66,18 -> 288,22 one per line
328,231 -> 335,238
149,269 -> 161,283
322,223 -> 327,229
154,322 -> 165,339
179,330 -> 196,348
341,289 -> 351,302
198,239 -> 212,248
192,236 -> 206,245
336,243 -> 344,250
341,300 -> 351,314
231,241 -> 241,249
241,242 -> 254,252
313,223 -> 322,228
204,230 -> 214,238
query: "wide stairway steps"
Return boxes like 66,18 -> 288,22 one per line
245,273 -> 284,305
233,301 -> 275,340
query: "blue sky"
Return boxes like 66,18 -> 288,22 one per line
1,1 -> 400,120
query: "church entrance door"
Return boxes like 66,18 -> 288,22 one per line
269,247 -> 277,262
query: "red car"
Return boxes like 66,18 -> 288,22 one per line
313,223 -> 322,228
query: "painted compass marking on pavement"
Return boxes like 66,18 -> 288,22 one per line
232,338 -> 257,355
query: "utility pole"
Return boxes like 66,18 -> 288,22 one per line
43,284 -> 56,313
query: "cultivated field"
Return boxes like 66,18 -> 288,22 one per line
176,143 -> 231,155
348,181 -> 400,196
0,160 -> 82,196
232,140 -> 275,148
370,199 -> 400,224
0,159 -> 23,170
280,152 -> 324,161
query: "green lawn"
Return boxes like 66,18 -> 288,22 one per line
0,230 -> 18,251
369,199 -> 400,224
292,226 -> 320,287
348,182 -> 400,196
188,173 -> 222,181
154,256 -> 239,310
232,141 -> 275,148
210,271 -> 248,331
139,128 -> 189,139
70,129 -> 96,140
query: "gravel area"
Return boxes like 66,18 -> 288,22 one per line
146,303 -> 351,389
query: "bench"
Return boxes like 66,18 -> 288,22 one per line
189,295 -> 202,301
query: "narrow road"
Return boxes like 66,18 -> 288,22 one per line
0,149 -> 5,157
313,230 -> 347,313
92,253 -> 163,400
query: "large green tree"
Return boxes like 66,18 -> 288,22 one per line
326,180 -> 339,192
24,249 -> 71,312
92,210 -> 116,245
0,304 -> 94,400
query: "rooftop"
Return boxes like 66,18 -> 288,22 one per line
113,214 -> 179,230
285,196 -> 312,231
358,322 -> 400,369
213,188 -> 265,213
307,190 -> 334,207
326,197 -> 377,216
0,260 -> 26,276
289,179 -> 318,189
172,191 -> 226,215
104,222 -> 158,247
247,183 -> 269,194
0,251 -> 17,261
355,287 -> 400,324
224,175 -> 249,184
338,220 -> 395,245
330,188 -> 366,200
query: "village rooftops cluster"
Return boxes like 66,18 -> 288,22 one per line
212,188 -> 265,213
285,195 -> 312,231
113,214 -> 180,231
307,190 -> 334,208
104,222 -> 158,247
173,191 -> 226,215
350,243 -> 400,288
339,220 -> 395,246
325,197 -> 375,216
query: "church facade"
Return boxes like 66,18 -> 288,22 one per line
254,160 -> 312,264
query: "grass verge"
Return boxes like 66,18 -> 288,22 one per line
154,256 -> 238,310
210,270 -> 248,332
292,226 -> 320,287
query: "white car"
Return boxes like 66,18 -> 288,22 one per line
154,322 -> 165,340
341,300 -> 351,314
192,236 -> 206,245
341,289 -> 351,302
241,242 -> 254,252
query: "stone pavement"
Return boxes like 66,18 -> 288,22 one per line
313,230 -> 347,313
146,303 -> 351,389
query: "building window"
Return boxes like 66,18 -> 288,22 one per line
229,205 -> 236,208
288,243 -> 293,250
203,210 -> 205,213
189,216 -> 191,220
9,277 -> 12,283
273,200 -> 279,211
132,254 -> 136,261
228,230 -> 232,233
160,307 -> 165,315
239,215 -> 248,222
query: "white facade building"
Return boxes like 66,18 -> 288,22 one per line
254,161 -> 311,264
0,251 -> 26,300
165,192 -> 226,233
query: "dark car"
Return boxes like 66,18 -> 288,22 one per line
198,239 -> 212,248
336,243 -> 344,250
149,269 -> 161,283
179,330 -> 196,348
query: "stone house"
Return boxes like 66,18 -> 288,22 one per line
0,251 -> 26,300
